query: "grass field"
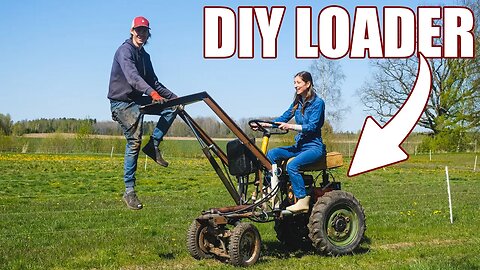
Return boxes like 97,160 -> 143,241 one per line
0,151 -> 479,269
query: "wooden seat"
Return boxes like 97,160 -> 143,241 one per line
288,152 -> 343,171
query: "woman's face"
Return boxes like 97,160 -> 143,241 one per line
294,76 -> 311,96
130,27 -> 150,47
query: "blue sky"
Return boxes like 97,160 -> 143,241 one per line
0,0 -> 458,132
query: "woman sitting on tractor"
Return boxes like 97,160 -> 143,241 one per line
265,71 -> 326,213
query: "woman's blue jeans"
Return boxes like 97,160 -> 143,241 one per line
266,143 -> 325,198
110,100 -> 177,188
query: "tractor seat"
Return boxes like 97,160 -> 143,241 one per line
288,152 -> 344,172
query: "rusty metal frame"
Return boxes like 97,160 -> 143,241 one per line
140,92 -> 272,205
178,110 -> 228,164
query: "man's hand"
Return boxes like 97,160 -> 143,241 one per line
150,91 -> 164,102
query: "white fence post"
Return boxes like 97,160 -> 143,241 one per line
445,166 -> 453,224
474,155 -> 477,172
144,155 -> 148,171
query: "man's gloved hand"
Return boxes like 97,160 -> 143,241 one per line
150,91 -> 164,103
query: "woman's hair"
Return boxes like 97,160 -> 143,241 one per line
291,71 -> 315,114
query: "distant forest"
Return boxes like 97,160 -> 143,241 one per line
0,113 -> 296,138
0,112 -> 345,141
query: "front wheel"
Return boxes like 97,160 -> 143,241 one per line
228,223 -> 262,267
308,190 -> 366,255
186,220 -> 214,260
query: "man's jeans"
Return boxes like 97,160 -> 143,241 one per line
266,143 -> 325,199
111,100 -> 177,188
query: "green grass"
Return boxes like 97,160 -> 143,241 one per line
0,152 -> 479,269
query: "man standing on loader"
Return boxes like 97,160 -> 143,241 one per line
108,16 -> 178,210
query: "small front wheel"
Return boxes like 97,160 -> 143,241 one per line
228,223 -> 262,267
186,220 -> 214,260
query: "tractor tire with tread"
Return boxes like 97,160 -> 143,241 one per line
308,190 -> 365,255
228,222 -> 262,267
187,220 -> 214,260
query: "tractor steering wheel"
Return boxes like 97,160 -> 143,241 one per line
248,119 -> 289,135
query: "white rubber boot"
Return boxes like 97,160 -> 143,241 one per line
286,196 -> 310,213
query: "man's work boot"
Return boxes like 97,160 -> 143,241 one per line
142,137 -> 169,167
123,190 -> 143,210
286,196 -> 310,213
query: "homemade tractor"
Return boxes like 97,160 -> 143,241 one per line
141,92 -> 366,267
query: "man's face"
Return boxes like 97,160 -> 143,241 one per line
130,27 -> 150,47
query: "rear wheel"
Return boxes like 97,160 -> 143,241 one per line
228,223 -> 262,267
308,190 -> 365,255
186,220 -> 214,260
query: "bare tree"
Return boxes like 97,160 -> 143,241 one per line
358,1 -> 480,135
310,58 -> 349,130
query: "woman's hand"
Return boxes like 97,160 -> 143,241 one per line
275,122 -> 293,130
251,122 -> 272,131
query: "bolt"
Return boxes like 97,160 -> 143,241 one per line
345,217 -> 350,223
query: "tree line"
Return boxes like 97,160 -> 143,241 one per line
0,113 -> 295,139
0,115 -> 97,136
